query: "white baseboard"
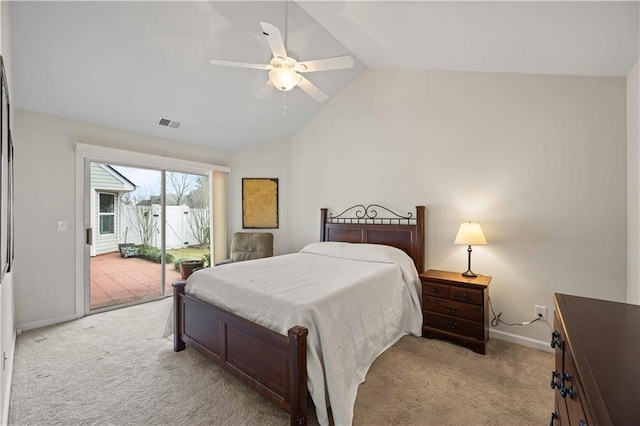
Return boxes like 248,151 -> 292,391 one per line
18,314 -> 77,332
490,329 -> 553,353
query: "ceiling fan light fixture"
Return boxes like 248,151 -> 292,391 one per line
269,66 -> 301,91
208,21 -> 353,102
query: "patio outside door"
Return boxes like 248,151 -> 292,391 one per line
88,163 -> 168,311
86,162 -> 211,312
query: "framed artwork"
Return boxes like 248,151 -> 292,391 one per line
242,178 -> 279,229
0,56 -> 9,281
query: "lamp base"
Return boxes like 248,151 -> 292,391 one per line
461,270 -> 478,278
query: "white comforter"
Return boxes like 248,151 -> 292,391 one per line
185,242 -> 423,426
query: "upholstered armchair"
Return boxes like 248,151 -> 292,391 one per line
215,232 -> 274,266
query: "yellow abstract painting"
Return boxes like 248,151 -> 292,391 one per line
242,178 -> 279,228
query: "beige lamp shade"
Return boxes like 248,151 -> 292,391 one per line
454,222 -> 487,245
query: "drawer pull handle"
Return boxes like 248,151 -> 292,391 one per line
550,370 -> 562,389
578,421 -> 586,426
560,385 -> 575,399
444,321 -> 457,329
563,372 -> 572,382
463,292 -> 469,298
445,307 -> 458,313
550,331 -> 562,349
432,288 -> 438,293
549,412 -> 558,426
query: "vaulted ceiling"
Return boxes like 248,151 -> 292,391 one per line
9,1 -> 639,151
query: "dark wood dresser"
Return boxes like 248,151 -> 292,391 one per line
551,293 -> 640,426
420,269 -> 491,354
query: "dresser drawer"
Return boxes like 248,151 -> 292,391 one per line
563,353 -> 588,425
423,282 -> 450,298
423,312 -> 484,340
423,296 -> 483,322
554,395 -> 570,426
450,286 -> 483,305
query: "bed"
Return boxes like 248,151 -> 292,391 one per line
173,205 -> 425,426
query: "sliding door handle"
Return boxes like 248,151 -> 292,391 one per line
86,228 -> 93,245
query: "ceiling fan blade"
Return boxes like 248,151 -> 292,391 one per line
209,58 -> 272,70
260,22 -> 287,59
298,76 -> 329,103
255,80 -> 275,99
295,55 -> 354,73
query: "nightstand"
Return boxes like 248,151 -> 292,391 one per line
420,269 -> 491,354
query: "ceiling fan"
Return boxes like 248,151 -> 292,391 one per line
209,21 -> 354,102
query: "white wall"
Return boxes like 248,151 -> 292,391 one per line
628,60 -> 640,305
229,139 -> 290,255
13,109 -> 231,329
0,2 -> 15,424
280,69 -> 627,345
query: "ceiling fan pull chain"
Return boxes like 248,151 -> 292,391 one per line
282,91 -> 287,115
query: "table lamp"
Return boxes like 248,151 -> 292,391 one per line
454,222 -> 487,278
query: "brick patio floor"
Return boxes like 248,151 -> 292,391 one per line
90,251 -> 183,310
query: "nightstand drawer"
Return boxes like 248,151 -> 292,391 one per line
450,286 -> 483,305
423,296 -> 483,322
423,312 -> 483,340
423,282 -> 449,298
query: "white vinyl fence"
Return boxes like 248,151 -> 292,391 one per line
119,204 -> 209,249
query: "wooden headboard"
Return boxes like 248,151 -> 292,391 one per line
320,205 -> 425,273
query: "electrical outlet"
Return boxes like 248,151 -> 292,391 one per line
534,305 -> 547,321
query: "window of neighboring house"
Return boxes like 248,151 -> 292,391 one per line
99,193 -> 115,234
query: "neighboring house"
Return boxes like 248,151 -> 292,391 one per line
90,163 -> 136,256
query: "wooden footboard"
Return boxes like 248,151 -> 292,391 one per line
173,282 -> 308,426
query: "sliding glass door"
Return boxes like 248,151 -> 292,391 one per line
164,172 -> 211,294
87,163 -> 210,312
88,163 -> 164,310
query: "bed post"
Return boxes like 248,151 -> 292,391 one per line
320,208 -> 328,242
288,326 -> 308,426
416,206 -> 425,274
173,281 -> 186,352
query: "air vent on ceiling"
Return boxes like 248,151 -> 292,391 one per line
158,117 -> 182,129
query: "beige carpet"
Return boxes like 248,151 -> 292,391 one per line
9,298 -> 553,425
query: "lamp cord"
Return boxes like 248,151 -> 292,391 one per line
489,296 -> 543,327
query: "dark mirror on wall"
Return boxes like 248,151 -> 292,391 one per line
8,131 -> 14,273
0,56 -> 12,280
